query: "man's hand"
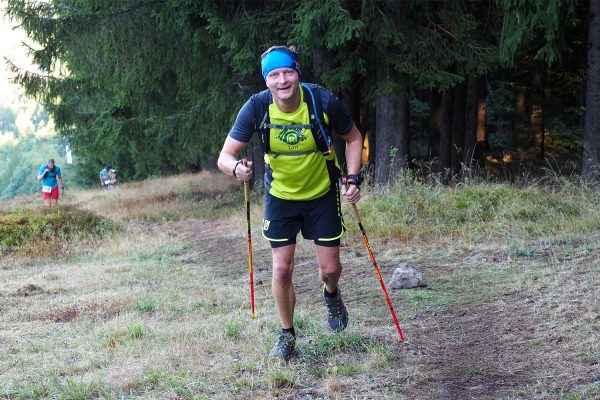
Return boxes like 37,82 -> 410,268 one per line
235,160 -> 253,182
341,180 -> 361,204
61,188 -> 65,196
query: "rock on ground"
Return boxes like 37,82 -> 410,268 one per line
387,263 -> 427,289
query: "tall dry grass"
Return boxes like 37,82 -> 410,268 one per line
69,172 -> 240,223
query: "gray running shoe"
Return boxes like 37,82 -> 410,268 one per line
324,286 -> 348,332
268,331 -> 295,361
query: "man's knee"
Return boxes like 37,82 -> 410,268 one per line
272,260 -> 294,282
272,245 -> 295,283
319,260 -> 342,278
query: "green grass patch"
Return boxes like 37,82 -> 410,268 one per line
297,332 -> 379,360
352,178 -> 599,244
267,367 -> 295,388
328,363 -> 362,377
8,377 -> 110,400
134,297 -> 157,313
224,320 -> 243,340
127,324 -> 144,339
0,205 -> 116,256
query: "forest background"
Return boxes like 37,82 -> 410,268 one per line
1,0 -> 599,198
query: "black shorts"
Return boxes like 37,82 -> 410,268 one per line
262,185 -> 346,248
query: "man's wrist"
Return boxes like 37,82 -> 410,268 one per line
232,159 -> 244,177
346,173 -> 362,187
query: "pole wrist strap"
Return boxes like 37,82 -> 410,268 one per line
346,174 -> 362,189
233,159 -> 244,177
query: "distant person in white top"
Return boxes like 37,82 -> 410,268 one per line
99,166 -> 111,187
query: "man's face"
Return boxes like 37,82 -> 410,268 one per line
47,161 -> 55,169
265,68 -> 300,102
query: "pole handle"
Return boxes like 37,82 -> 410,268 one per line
342,177 -> 362,224
242,158 -> 250,202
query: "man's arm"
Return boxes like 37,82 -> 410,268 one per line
341,123 -> 363,204
58,175 -> 64,194
37,168 -> 49,183
217,137 -> 253,182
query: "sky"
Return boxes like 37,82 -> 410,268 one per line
0,3 -> 38,99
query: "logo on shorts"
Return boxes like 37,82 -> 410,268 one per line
277,128 -> 306,146
263,219 -> 271,231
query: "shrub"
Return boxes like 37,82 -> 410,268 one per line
0,205 -> 116,256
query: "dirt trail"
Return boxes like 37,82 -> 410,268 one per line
157,218 -> 599,399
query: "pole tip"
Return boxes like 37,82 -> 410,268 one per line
251,313 -> 257,319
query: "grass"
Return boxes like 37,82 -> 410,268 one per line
1,171 -> 598,399
351,175 -> 599,246
0,205 -> 115,257
67,171 -> 241,223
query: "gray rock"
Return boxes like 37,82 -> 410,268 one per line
387,263 -> 427,289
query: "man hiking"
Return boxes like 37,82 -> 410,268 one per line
37,158 -> 64,206
99,166 -> 111,187
217,46 -> 363,361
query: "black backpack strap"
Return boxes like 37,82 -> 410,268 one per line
251,90 -> 272,154
301,83 -> 333,156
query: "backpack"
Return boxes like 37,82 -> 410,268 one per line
251,83 -> 334,157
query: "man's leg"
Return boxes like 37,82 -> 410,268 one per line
269,243 -> 297,361
272,244 -> 296,329
315,244 -> 348,332
315,244 -> 342,293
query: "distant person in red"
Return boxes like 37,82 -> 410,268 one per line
37,158 -> 64,206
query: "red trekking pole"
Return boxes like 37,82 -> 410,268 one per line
344,178 -> 405,342
243,159 -> 256,319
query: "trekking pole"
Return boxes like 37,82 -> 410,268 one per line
243,159 -> 256,319
344,178 -> 405,342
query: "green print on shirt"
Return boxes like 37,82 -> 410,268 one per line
277,128 -> 307,147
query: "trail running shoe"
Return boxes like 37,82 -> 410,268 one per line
324,286 -> 348,332
268,331 -> 295,361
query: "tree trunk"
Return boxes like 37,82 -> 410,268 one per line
530,69 -> 544,153
583,0 -> 600,182
451,83 -> 466,175
375,92 -> 403,184
464,75 -> 479,169
540,83 -> 549,159
397,94 -> 410,172
428,91 -> 442,159
514,86 -> 527,150
439,89 -> 453,174
477,91 -> 488,144
337,85 -> 362,171
366,102 -> 377,173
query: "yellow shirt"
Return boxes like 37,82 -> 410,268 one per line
265,90 -> 338,201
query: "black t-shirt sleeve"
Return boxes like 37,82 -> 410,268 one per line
323,89 -> 354,135
228,98 -> 256,143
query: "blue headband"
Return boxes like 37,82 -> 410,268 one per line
261,49 -> 301,80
